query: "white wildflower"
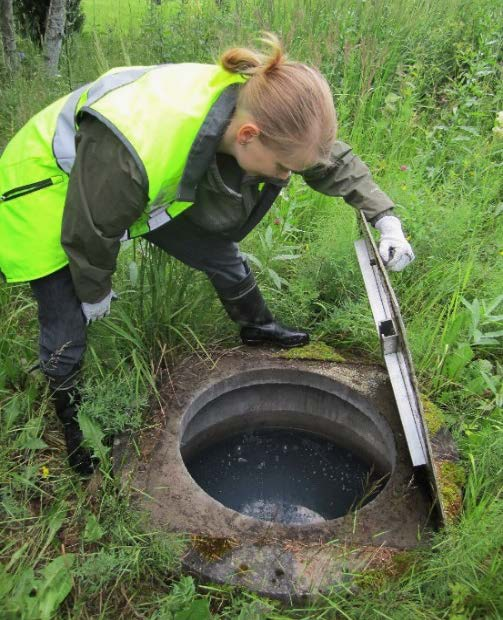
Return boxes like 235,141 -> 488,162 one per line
492,125 -> 503,139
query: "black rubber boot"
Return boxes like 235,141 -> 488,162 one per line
217,271 -> 309,349
49,373 -> 97,476
240,320 -> 310,348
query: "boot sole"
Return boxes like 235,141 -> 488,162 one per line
241,337 -> 309,349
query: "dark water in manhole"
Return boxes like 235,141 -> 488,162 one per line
184,426 -> 385,524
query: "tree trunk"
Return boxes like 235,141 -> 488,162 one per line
43,0 -> 66,74
0,0 -> 18,72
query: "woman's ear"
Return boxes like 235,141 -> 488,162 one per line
236,123 -> 260,145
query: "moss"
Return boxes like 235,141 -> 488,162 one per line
191,535 -> 238,561
276,341 -> 345,363
353,549 -> 418,590
421,397 -> 446,436
391,550 -> 418,575
436,460 -> 466,524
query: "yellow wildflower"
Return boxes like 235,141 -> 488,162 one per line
41,465 -> 50,479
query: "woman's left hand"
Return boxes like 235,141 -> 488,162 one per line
374,215 -> 415,272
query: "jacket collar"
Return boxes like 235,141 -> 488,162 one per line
176,83 -> 241,203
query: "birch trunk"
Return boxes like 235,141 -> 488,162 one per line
0,0 -> 18,72
43,0 -> 66,74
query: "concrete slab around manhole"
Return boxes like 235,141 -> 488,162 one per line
114,347 -> 442,600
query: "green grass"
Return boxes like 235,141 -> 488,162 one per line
81,0 -> 155,32
1,0 -> 502,617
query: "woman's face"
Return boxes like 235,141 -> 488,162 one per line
220,114 -> 316,180
234,134 -> 309,180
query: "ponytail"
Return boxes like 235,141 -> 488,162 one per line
220,33 -> 285,76
219,33 -> 337,164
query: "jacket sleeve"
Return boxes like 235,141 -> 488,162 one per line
61,115 -> 148,303
301,140 -> 394,223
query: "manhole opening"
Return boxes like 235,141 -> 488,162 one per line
179,370 -> 396,525
183,424 -> 389,524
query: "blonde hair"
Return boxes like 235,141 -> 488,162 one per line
220,33 -> 337,166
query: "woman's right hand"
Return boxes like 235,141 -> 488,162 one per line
81,290 -> 118,324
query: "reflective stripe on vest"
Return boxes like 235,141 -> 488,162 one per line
120,205 -> 173,241
52,67 -> 155,173
52,83 -> 89,173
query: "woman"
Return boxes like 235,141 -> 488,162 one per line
0,35 -> 414,475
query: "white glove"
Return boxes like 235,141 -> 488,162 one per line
81,290 -> 117,325
374,215 -> 415,272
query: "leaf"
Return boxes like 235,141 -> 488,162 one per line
15,417 -> 45,450
442,312 -> 468,346
265,225 -> 273,248
444,343 -> 474,380
21,437 -> 48,450
170,575 -> 196,601
384,93 -> 401,104
83,513 -> 104,543
37,503 -> 68,561
3,398 -> 23,433
6,542 -> 30,572
475,68 -> 494,77
465,375 -> 487,396
472,328 -> 503,346
475,337 -> 500,346
459,125 -> 480,136
238,607 -> 263,620
237,602 -> 273,620
174,599 -> 211,620
485,294 -> 503,314
477,359 -> 493,373
479,370 -> 498,394
272,254 -> 301,261
78,412 -> 110,463
472,328 -> 484,344
471,298 -> 480,327
36,555 -> 75,620
267,268 -> 282,290
11,568 -> 39,618
129,260 -> 139,286
0,563 -> 14,600
486,314 -> 503,322
241,252 -> 262,270
484,329 -> 503,338
451,135 -> 473,142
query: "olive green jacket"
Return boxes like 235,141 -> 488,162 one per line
63,115 -> 394,303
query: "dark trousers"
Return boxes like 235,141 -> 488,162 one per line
30,216 -> 248,379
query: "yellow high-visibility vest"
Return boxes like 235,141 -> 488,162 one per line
0,64 -> 245,283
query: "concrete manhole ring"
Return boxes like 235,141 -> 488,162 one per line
114,348 -> 436,600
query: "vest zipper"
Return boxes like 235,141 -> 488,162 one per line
1,175 -> 64,203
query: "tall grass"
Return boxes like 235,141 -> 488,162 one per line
1,0 -> 502,617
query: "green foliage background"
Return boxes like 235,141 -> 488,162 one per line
0,0 -> 502,617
